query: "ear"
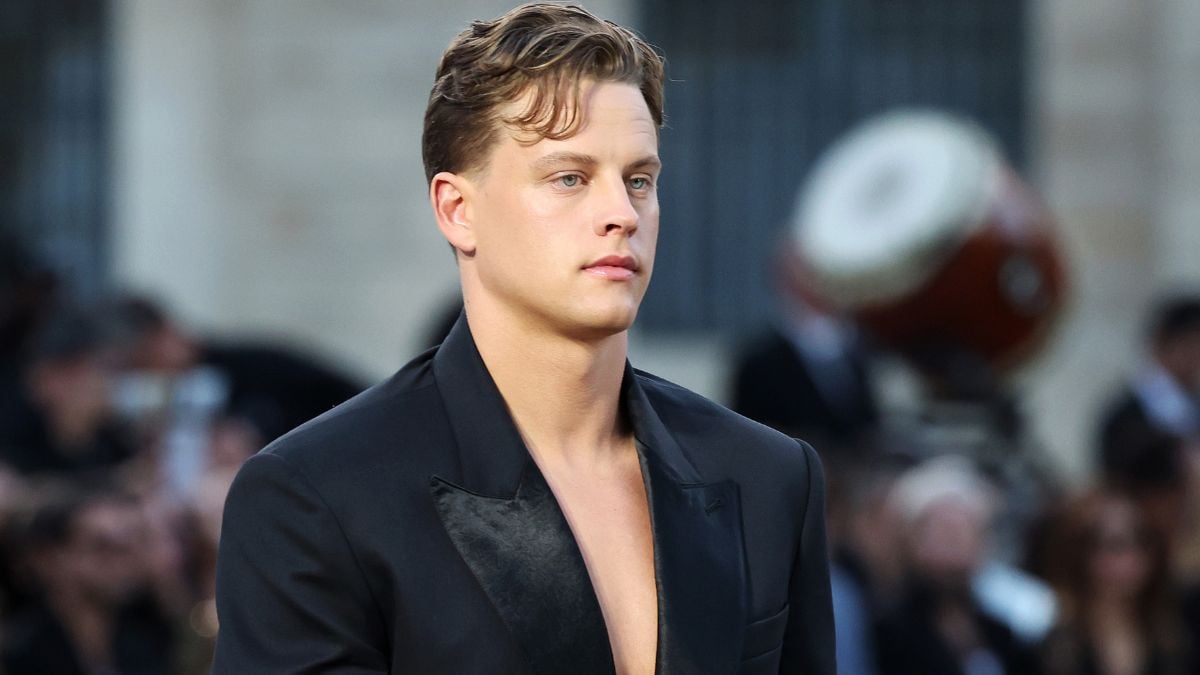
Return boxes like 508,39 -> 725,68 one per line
430,171 -> 477,256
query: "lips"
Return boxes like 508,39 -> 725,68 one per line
583,255 -> 639,280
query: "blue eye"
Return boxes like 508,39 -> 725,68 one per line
559,174 -> 581,188
629,177 -> 650,190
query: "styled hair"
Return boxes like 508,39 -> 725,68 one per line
422,3 -> 665,183
1149,294 -> 1200,345
16,479 -> 138,552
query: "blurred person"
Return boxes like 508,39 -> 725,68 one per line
874,456 -> 1041,675
214,4 -> 834,674
732,249 -> 880,451
1,484 -> 175,675
0,305 -> 137,477
0,233 -> 61,369
104,293 -> 363,447
1039,488 -> 1193,675
826,451 -> 912,611
824,451 -> 914,675
0,464 -> 36,615
164,418 -> 260,675
1098,295 -> 1200,488
1108,431 -> 1195,561
99,293 -> 356,501
1098,295 -> 1200,574
189,417 -> 260,593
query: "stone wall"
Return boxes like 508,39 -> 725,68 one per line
111,0 -> 1200,478
112,0 -> 634,379
1025,0 -> 1200,476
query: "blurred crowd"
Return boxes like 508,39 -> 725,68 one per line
0,238 -> 364,674
5,223 -> 1200,675
732,291 -> 1200,675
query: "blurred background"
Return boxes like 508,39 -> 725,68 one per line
2,1 -> 1199,673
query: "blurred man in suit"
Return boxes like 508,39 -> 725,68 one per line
1096,295 -> 1200,541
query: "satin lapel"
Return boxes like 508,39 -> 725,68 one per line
626,370 -> 748,674
430,316 -> 614,674
429,318 -> 747,672
430,464 -> 614,675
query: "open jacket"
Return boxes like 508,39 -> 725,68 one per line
213,316 -> 835,674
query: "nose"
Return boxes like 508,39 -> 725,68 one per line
593,177 -> 638,236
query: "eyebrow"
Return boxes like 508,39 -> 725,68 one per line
531,151 -> 661,174
627,155 -> 663,173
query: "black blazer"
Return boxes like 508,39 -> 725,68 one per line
731,327 -> 877,447
1096,388 -> 1190,487
213,317 -> 835,674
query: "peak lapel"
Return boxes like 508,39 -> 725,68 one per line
430,316 -> 613,674
626,370 -> 748,674
430,466 -> 614,675
429,318 -> 748,673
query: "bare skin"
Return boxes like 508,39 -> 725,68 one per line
529,420 -> 657,675
431,80 -> 661,673
466,281 -> 658,675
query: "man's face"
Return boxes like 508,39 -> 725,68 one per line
461,80 -> 660,340
906,499 -> 988,590
55,500 -> 147,606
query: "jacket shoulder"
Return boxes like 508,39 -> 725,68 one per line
252,350 -> 447,489
634,369 -> 818,479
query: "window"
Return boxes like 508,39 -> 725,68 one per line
1,0 -> 110,297
638,0 -> 1027,333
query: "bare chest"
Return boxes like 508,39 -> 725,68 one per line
542,462 -> 658,675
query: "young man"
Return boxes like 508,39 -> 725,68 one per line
213,4 -> 834,674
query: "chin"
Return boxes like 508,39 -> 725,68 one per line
560,305 -> 639,341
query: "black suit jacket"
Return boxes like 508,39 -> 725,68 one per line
732,327 -> 877,447
213,317 -> 835,674
1096,388 -> 1188,487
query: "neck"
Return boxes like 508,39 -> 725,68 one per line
465,301 -> 631,467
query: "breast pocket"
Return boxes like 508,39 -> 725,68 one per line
739,603 -> 789,674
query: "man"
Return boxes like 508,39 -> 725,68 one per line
214,4 -> 834,673
874,458 -> 1040,675
1096,295 -> 1200,541
0,306 -> 137,478
3,486 -> 174,675
732,250 -> 879,451
1099,294 -> 1200,473
102,294 -> 365,446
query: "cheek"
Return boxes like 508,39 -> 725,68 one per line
479,188 -> 560,244
638,205 -> 660,258
640,195 -> 660,226
642,234 -> 658,280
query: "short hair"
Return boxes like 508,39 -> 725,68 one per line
422,3 -> 665,183
96,293 -> 173,352
1149,295 -> 1200,345
16,480 -> 137,553
26,303 -> 108,364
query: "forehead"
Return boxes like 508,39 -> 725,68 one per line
74,500 -> 140,533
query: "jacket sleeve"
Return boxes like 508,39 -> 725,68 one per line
778,440 -> 837,674
212,452 -> 388,674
